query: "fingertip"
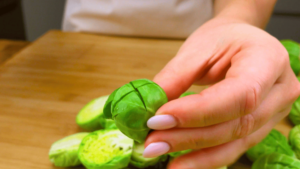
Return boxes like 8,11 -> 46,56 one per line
142,142 -> 170,158
147,114 -> 177,130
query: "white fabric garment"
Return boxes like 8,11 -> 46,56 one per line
62,0 -> 213,39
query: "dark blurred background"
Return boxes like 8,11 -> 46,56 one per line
0,0 -> 300,41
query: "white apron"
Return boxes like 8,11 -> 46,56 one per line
62,0 -> 213,39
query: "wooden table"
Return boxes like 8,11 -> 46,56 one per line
0,40 -> 30,64
0,30 -> 293,169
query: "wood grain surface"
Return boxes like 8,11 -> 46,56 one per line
0,40 -> 30,64
0,30 -> 294,169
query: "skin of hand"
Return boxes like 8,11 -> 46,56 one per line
142,1 -> 300,169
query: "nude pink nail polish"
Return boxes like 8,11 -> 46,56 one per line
143,142 -> 170,158
147,115 -> 177,130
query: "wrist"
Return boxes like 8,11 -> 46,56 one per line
213,0 -> 277,29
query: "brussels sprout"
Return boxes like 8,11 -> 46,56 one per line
290,96 -> 300,126
49,132 -> 89,167
104,89 -> 119,119
78,129 -> 134,169
280,40 -> 300,75
105,119 -> 118,129
130,142 -> 168,168
77,95 -> 116,131
169,149 -> 192,158
179,91 -> 196,98
289,76 -> 300,126
104,79 -> 168,143
251,153 -> 300,169
246,129 -> 295,162
289,125 -> 300,159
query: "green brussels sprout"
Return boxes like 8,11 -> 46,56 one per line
104,79 -> 168,143
280,40 -> 300,75
78,129 -> 134,169
179,91 -> 197,98
49,132 -> 89,167
105,119 -> 118,129
169,149 -> 192,158
251,153 -> 300,169
289,125 -> 300,159
130,142 -> 168,168
246,129 -> 295,162
289,76 -> 300,126
290,96 -> 300,126
77,95 -> 116,131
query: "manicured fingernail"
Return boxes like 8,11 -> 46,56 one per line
147,115 -> 177,130
143,142 -> 170,158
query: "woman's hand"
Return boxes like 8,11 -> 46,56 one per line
143,17 -> 300,169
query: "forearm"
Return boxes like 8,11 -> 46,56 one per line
214,0 -> 277,28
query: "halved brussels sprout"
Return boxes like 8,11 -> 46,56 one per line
77,95 -> 117,131
49,132 -> 89,167
130,142 -> 168,168
289,125 -> 300,159
251,153 -> 300,169
78,129 -> 134,169
280,40 -> 300,75
179,91 -> 196,98
246,129 -> 295,162
104,79 -> 168,143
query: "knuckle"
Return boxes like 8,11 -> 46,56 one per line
284,77 -> 300,106
186,137 -> 202,149
274,40 -> 290,69
232,114 -> 255,139
292,83 -> 300,102
278,49 -> 290,68
242,81 -> 262,115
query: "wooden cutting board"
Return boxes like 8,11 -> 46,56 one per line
0,30 -> 293,169
0,40 -> 30,64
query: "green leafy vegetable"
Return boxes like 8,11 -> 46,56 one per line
290,97 -> 300,126
280,40 -> 300,75
289,125 -> 300,159
179,91 -> 196,98
130,142 -> 168,168
78,129 -> 134,169
251,153 -> 300,169
77,95 -> 116,131
246,129 -> 295,162
103,79 -> 168,143
289,76 -> 300,126
105,119 -> 118,129
49,132 -> 89,167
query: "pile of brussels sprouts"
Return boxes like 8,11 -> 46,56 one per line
49,79 -> 226,169
244,40 -> 300,169
49,39 -> 300,169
